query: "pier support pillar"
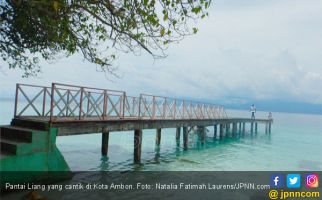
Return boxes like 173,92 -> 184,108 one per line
242,123 -> 246,135
101,130 -> 109,156
269,122 -> 272,134
225,123 -> 230,136
219,124 -> 224,139
183,126 -> 188,150
134,129 -> 142,163
197,126 -> 201,139
232,123 -> 237,137
214,124 -> 217,139
156,128 -> 161,146
255,123 -> 258,134
238,123 -> 242,134
199,126 -> 205,145
251,123 -> 254,134
176,127 -> 181,142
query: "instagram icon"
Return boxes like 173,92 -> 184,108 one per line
306,174 -> 319,188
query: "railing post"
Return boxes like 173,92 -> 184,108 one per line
216,106 -> 218,118
152,96 -> 156,119
220,106 -> 223,118
86,91 -> 90,117
50,83 -> 55,122
189,101 -> 192,119
79,87 -> 84,120
65,90 -> 69,117
14,84 -> 19,117
221,106 -> 224,118
197,104 -> 199,119
119,95 -> 122,118
132,97 -> 135,117
103,90 -> 107,120
206,104 -> 208,119
122,92 -> 126,119
173,99 -> 176,119
163,97 -> 167,119
138,94 -> 142,119
212,106 -> 215,118
183,100 -> 185,119
200,104 -> 202,119
42,88 -> 47,116
219,106 -> 224,119
204,104 -> 210,119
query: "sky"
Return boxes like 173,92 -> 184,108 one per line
0,0 -> 322,112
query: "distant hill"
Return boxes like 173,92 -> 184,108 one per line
223,100 -> 322,115
178,97 -> 322,115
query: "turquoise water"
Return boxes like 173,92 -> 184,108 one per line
1,100 -> 322,171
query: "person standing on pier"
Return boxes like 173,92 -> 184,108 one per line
250,104 -> 256,119
268,112 -> 273,120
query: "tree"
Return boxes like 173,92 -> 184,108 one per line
0,0 -> 211,77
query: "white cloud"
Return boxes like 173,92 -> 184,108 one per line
0,0 -> 321,105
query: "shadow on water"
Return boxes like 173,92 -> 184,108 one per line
154,146 -> 161,163
298,160 -> 322,171
99,156 -> 109,171
132,163 -> 145,171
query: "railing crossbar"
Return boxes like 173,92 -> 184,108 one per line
107,96 -> 121,117
17,87 -> 43,116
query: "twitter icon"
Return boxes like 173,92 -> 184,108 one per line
287,174 -> 301,188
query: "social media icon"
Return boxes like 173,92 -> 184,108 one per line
287,174 -> 301,188
306,174 -> 319,188
270,174 -> 284,188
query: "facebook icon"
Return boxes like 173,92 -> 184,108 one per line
270,174 -> 285,188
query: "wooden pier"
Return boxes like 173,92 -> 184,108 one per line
0,83 -> 273,170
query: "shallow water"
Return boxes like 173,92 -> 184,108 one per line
1,100 -> 322,171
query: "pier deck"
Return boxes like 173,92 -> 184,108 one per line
12,116 -> 272,136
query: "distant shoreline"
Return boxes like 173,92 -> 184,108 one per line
225,107 -> 322,116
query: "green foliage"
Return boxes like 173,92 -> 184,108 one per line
0,0 -> 211,77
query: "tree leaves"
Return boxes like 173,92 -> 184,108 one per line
53,1 -> 59,11
0,0 -> 212,77
193,27 -> 198,34
160,28 -> 165,36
